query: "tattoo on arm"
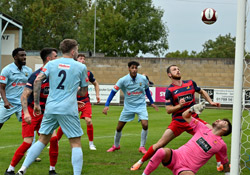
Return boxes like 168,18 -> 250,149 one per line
34,73 -> 46,105
77,86 -> 88,96
21,88 -> 32,113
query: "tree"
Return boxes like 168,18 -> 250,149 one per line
78,0 -> 168,57
0,0 -> 88,50
166,50 -> 198,58
198,33 -> 236,58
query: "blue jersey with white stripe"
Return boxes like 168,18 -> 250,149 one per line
113,73 -> 149,111
41,57 -> 88,116
0,63 -> 32,105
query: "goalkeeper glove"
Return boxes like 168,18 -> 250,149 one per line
190,101 -> 206,114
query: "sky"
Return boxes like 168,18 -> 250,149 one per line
149,0 -> 240,56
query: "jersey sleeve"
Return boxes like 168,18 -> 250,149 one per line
113,78 -> 123,92
25,72 -> 36,90
79,64 -> 89,87
143,75 -> 149,89
88,71 -> 96,83
217,143 -> 229,164
165,88 -> 173,106
189,118 -> 207,133
0,67 -> 9,84
192,80 -> 201,92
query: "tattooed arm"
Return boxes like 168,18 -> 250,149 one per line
77,86 -> 88,97
21,87 -> 32,124
33,73 -> 46,116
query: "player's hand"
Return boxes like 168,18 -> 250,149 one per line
210,102 -> 221,107
24,113 -> 32,124
103,106 -> 109,115
77,101 -> 85,109
190,101 -> 206,114
4,101 -> 13,109
151,104 -> 159,111
96,96 -> 101,104
179,98 -> 186,107
33,104 -> 42,116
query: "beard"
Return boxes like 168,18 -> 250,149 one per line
171,74 -> 181,80
17,59 -> 26,66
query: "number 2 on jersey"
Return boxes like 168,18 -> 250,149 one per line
57,70 -> 66,90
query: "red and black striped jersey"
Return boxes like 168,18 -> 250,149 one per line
77,70 -> 96,103
26,68 -> 49,112
165,80 -> 201,122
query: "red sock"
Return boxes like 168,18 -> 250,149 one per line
49,136 -> 58,167
87,124 -> 94,141
10,142 -> 32,167
215,153 -> 221,163
57,127 -> 63,141
141,145 -> 156,162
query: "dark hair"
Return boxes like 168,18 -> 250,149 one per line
222,118 -> 232,136
128,61 -> 139,68
166,65 -> 177,74
77,53 -> 86,58
59,39 -> 78,54
12,48 -> 25,57
40,48 -> 58,63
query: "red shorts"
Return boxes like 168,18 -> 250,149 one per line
78,102 -> 92,119
21,105 -> 43,138
168,118 -> 207,137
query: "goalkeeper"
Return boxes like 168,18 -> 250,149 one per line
142,102 -> 231,175
131,65 -> 222,171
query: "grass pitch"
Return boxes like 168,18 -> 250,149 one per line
0,105 -> 246,174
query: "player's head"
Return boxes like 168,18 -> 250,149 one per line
59,39 -> 78,60
77,53 -> 86,64
40,48 -> 58,64
12,48 -> 26,66
167,65 -> 181,80
212,118 -> 232,136
128,61 -> 140,78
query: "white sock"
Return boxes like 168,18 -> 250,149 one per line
7,165 -> 15,172
217,161 -> 221,167
114,131 -> 122,147
89,141 -> 94,146
50,166 -> 55,171
19,166 -> 27,173
140,129 -> 148,147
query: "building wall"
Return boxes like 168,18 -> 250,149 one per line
24,56 -> 249,88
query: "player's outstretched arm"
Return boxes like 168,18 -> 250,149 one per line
21,87 -> 32,124
145,88 -> 158,111
183,102 -> 206,123
200,89 -> 221,107
103,89 -> 117,115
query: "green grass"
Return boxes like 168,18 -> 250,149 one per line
0,105 -> 249,174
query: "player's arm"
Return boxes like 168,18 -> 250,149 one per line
33,73 -> 46,115
77,86 -> 88,97
21,87 -> 32,124
145,88 -> 158,111
0,83 -> 12,109
199,89 -> 221,107
103,89 -> 117,115
91,80 -> 100,103
165,98 -> 185,114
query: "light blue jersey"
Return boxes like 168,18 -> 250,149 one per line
42,57 -> 88,116
113,73 -> 149,112
0,62 -> 32,105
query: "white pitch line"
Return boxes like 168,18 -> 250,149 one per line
0,133 -> 140,149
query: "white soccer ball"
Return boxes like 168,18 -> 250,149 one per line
201,8 -> 218,25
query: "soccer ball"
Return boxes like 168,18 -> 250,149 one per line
201,8 -> 218,25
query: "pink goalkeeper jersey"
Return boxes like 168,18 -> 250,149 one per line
175,118 -> 228,173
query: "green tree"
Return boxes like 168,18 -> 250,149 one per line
199,33 -> 236,58
0,0 -> 88,50
166,50 -> 198,58
78,0 -> 168,57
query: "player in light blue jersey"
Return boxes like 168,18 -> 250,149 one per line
0,48 -> 32,130
16,39 -> 88,175
103,61 -> 158,154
